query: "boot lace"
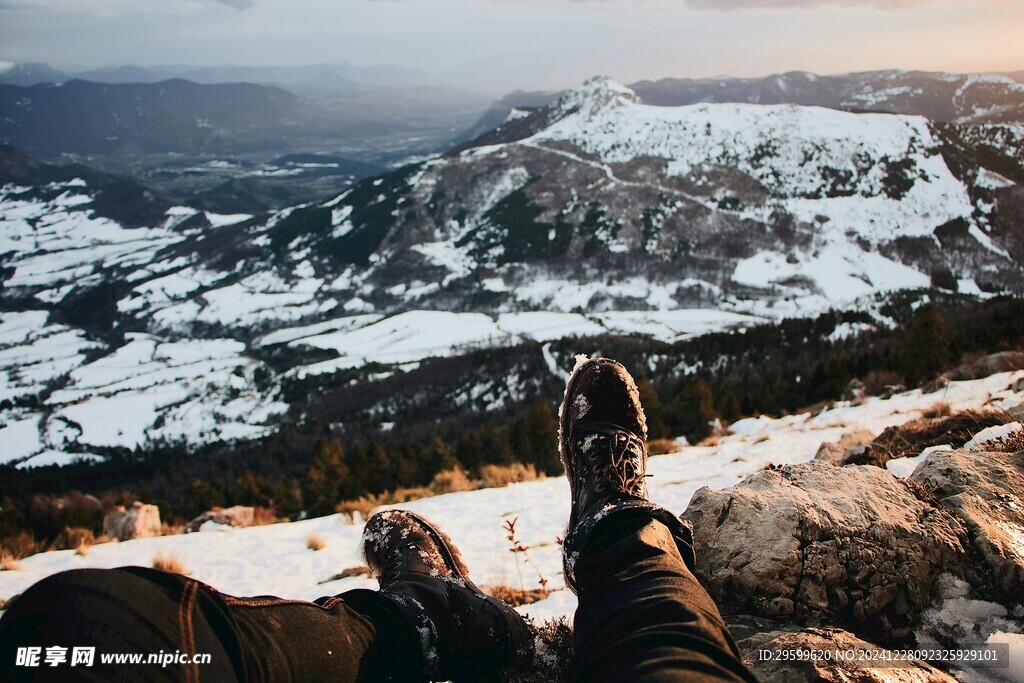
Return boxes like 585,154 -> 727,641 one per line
577,422 -> 648,498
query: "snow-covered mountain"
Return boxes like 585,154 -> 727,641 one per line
1,77 -> 1022,467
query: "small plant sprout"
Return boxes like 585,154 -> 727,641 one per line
503,516 -> 550,593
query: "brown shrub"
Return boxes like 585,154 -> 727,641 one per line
385,487 -> 433,504
0,531 -> 46,561
480,463 -> 539,489
152,552 -> 188,575
430,467 -> 476,495
921,402 -> 952,419
306,534 -> 326,551
336,496 -> 379,523
483,584 -> 552,607
1,550 -> 22,571
57,526 -> 96,555
873,408 -> 1011,461
983,426 -> 1024,453
647,438 -> 683,455
160,521 -> 186,536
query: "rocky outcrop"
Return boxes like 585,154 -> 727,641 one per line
939,352 -> 1024,383
185,505 -> 256,533
910,449 -> 1024,601
102,502 -> 161,541
682,461 -> 969,643
813,429 -> 876,465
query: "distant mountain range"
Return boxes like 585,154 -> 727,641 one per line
0,75 -> 1021,466
0,62 -> 441,91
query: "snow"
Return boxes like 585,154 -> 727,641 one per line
4,369 -> 1021,634
886,444 -> 952,478
39,335 -> 287,451
289,308 -> 765,375
733,243 -> 931,301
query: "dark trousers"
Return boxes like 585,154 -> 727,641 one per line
1,512 -> 756,682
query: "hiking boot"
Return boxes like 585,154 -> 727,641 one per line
559,356 -> 655,592
362,509 -> 534,682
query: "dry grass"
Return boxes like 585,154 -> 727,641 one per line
1,550 -> 22,571
0,531 -> 45,561
430,467 -> 476,494
152,552 -> 188,575
336,496 -> 378,523
647,438 -> 683,455
483,583 -> 552,607
922,402 -> 953,419
160,521 -> 186,536
873,408 -> 1011,461
480,463 -> 539,488
511,617 -> 574,683
57,526 -> 96,556
306,534 -> 326,551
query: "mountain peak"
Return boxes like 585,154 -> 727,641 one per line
555,76 -> 639,118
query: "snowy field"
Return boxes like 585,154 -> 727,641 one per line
3,369 -> 1021,635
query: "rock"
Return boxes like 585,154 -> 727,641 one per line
102,502 -> 161,541
910,449 -> 1024,601
682,461 -> 968,643
813,429 -> 876,465
1009,402 -> 1024,422
185,505 -> 256,533
739,626 -> 956,682
940,352 -> 1024,383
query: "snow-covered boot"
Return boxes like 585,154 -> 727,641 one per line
361,509 -> 534,682
559,356 -> 687,593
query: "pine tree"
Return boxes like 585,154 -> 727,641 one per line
512,399 -> 561,474
636,377 -> 667,440
672,377 -> 718,443
714,390 -> 742,423
902,303 -> 950,385
302,439 -> 350,516
427,436 -> 459,479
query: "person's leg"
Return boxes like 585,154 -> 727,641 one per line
558,357 -> 757,683
0,566 -> 428,683
569,506 -> 757,682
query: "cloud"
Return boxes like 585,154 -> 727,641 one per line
212,0 -> 254,8
684,0 -> 993,9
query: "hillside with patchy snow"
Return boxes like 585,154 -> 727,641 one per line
1,77 -> 1022,466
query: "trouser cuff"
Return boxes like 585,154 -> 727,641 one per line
341,588 -> 439,682
563,500 -> 696,593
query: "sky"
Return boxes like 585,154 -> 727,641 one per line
1,0 -> 1022,94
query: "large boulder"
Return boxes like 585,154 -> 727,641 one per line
185,505 -> 256,533
910,449 -> 1024,601
102,502 -> 161,541
739,626 -> 956,682
939,352 -> 1024,383
682,461 -> 968,643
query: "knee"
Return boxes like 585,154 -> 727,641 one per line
3,569 -> 118,621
